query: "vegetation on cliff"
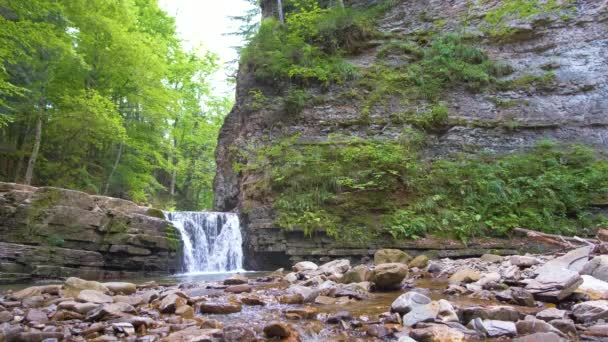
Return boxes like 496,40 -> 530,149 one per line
0,0 -> 230,210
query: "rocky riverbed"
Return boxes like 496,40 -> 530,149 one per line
1,247 -> 608,341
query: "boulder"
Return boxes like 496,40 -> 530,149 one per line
511,288 -> 535,307
11,285 -> 60,300
449,268 -> 481,284
468,318 -> 517,337
572,300 -> 608,323
371,263 -> 408,290
318,259 -> 350,275
341,265 -> 370,284
175,305 -> 194,319
263,321 -> 291,338
225,284 -> 252,294
63,277 -> 110,297
437,299 -> 459,322
278,293 -> 304,304
284,272 -> 298,283
409,323 -> 466,342
159,293 -> 187,314
391,291 -> 432,315
548,319 -> 576,336
516,317 -> 564,336
581,256 -> 608,282
536,246 -> 591,274
403,301 -> 439,327
223,274 -> 248,285
25,309 -> 48,323
78,289 -> 113,304
103,282 -> 136,295
513,332 -> 568,342
509,255 -> 541,268
200,302 -> 242,314
480,254 -> 503,263
315,295 -> 337,305
525,266 -> 582,302
460,306 -> 520,324
584,323 -> 608,338
113,295 -> 144,306
409,255 -> 429,268
576,275 -> 608,299
58,300 -> 99,314
223,325 -> 255,342
240,295 -> 265,306
284,306 -> 317,319
287,285 -> 319,303
326,311 -> 352,324
536,308 -> 568,322
374,249 -> 411,265
292,261 -> 318,272
86,302 -> 135,321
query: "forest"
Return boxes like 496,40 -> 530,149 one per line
0,0 -> 231,210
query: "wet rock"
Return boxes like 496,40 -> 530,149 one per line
548,319 -> 576,336
437,299 -> 459,323
11,285 -> 60,301
480,254 -> 503,263
315,295 -> 337,305
449,268 -> 481,284
460,306 -> 520,324
113,295 -> 144,306
329,283 -> 369,300
327,311 -> 352,324
63,277 -> 110,297
572,300 -> 608,323
391,291 -> 432,314
175,305 -> 194,319
160,293 -> 186,314
284,306 -> 317,319
513,332 -> 568,342
287,285 -> 319,303
140,290 -> 159,304
318,259 -> 350,275
104,282 -> 136,295
409,323 -> 465,342
223,325 -> 255,342
278,293 -> 304,304
539,246 -> 592,273
474,272 -> 500,287
223,274 -> 248,285
576,274 -> 608,300
51,309 -> 84,321
516,317 -> 564,336
509,255 -> 541,268
224,284 -> 252,294
25,309 -> 48,323
536,308 -> 568,322
366,324 -> 392,338
511,288 -> 536,307
581,256 -> 608,282
292,261 -> 318,272
468,318 -> 517,337
341,265 -> 370,284
374,249 -> 411,265
240,295 -> 265,306
78,289 -> 113,304
525,266 -> 582,302
403,301 -> 439,327
371,263 -> 408,290
284,272 -> 298,283
86,302 -> 135,321
409,255 -> 429,268
264,321 -> 291,338
161,326 -> 222,342
583,323 -> 608,338
199,301 -> 242,314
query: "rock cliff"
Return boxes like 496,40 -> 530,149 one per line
0,182 -> 181,284
214,0 -> 608,269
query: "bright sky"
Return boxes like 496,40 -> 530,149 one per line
159,0 -> 258,97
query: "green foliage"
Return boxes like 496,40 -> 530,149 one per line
242,134 -> 608,242
404,104 -> 449,132
283,87 -> 310,115
45,234 -> 65,247
497,72 -> 557,91
248,89 -> 268,111
483,0 -> 575,38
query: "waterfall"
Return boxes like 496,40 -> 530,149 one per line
165,212 -> 243,273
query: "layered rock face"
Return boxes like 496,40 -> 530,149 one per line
0,182 -> 181,284
215,0 -> 608,269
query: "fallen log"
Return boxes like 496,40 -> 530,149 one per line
513,228 -> 599,249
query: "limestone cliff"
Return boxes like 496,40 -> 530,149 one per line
214,0 -> 608,269
0,182 -> 181,284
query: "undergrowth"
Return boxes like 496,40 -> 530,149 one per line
237,135 -> 608,243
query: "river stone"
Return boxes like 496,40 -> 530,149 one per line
409,323 -> 465,342
374,249 -> 411,265
509,255 -> 542,268
223,325 -> 255,342
175,305 -> 194,319
437,299 -> 459,323
11,285 -> 60,301
537,246 -> 591,274
318,259 -> 350,275
461,306 -> 520,324
572,300 -> 608,323
469,318 -> 517,337
525,265 -> 582,302
103,282 -> 136,295
225,284 -> 252,294
391,291 -> 432,314
241,295 -> 265,306
292,261 -> 318,272
341,265 -> 370,284
536,308 -> 568,322
200,302 -> 242,314
21,295 -> 46,308
263,321 -> 291,338
0,311 -> 12,323
86,302 -> 135,321
25,309 -> 48,323
52,309 -> 84,321
160,293 -> 187,314
584,323 -> 608,337
63,277 -> 110,297
513,332 -> 568,342
480,254 -> 503,263
284,306 -> 317,319
287,285 -> 319,303
278,293 -> 304,304
113,295 -> 144,306
511,287 -> 535,307
576,275 -> 608,300
548,319 -> 576,336
581,256 -> 608,282
284,272 -> 298,283
516,317 -> 564,336
223,274 -> 248,285
449,268 -> 481,284
78,289 -> 113,304
371,263 -> 408,290
409,255 -> 429,268
327,311 -> 352,324
58,300 -> 99,314
403,301 -> 439,327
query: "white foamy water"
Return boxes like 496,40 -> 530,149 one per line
165,212 -> 243,273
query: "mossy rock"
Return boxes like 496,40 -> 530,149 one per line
146,208 -> 166,220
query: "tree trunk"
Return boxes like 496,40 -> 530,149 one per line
24,114 -> 42,185
103,143 -> 123,195
277,0 -> 285,24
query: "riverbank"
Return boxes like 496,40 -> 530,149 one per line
2,246 -> 608,341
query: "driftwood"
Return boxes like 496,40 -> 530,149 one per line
513,227 -> 605,253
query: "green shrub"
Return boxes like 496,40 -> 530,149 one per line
283,87 -> 310,115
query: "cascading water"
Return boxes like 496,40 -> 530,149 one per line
165,212 -> 243,273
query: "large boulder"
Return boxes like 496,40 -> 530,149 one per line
572,300 -> 608,323
371,263 -> 408,290
576,275 -> 608,300
63,277 -> 110,298
287,285 -> 319,303
525,256 -> 583,302
77,289 -> 113,304
103,282 -> 136,295
409,255 -> 429,268
460,306 -> 520,324
449,268 -> 481,284
391,291 -> 432,314
469,318 -> 517,338
341,265 -> 370,284
581,256 -> 608,282
318,259 -> 350,275
374,249 -> 411,265
292,261 -> 318,272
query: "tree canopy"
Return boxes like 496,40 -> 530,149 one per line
0,0 -> 232,210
